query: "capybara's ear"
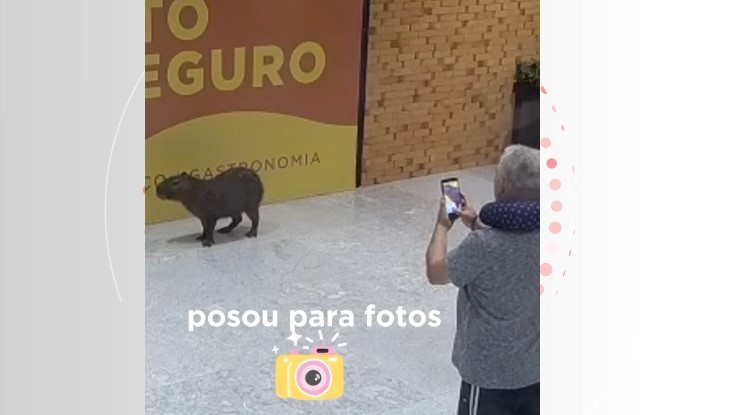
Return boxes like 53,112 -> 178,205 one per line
180,172 -> 188,177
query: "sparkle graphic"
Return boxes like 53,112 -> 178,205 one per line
305,337 -> 314,343
271,345 -> 279,354
287,331 -> 302,346
318,330 -> 324,341
337,343 -> 347,348
331,332 -> 339,343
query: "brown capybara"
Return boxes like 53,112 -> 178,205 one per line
156,167 -> 264,247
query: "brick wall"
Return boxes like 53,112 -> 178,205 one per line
361,0 -> 539,185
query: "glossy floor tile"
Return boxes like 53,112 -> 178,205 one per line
146,165 -> 497,415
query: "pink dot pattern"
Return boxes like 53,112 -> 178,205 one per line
546,242 -> 558,255
549,222 -> 562,234
540,84 -> 576,299
540,263 -> 552,276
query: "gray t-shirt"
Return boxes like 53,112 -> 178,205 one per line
448,229 -> 539,389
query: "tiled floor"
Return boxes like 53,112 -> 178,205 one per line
146,165 -> 498,415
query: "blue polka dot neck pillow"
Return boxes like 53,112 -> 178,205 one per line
478,200 -> 540,232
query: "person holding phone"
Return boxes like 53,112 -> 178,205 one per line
426,144 -> 540,415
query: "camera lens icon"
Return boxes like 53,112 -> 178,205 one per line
305,370 -> 322,386
296,360 -> 332,397
275,346 -> 344,400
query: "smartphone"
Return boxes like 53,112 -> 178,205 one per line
441,177 -> 463,220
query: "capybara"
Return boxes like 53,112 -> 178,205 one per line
156,167 -> 264,247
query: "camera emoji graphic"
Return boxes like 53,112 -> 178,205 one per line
275,345 -> 344,400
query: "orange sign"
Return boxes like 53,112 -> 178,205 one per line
145,0 -> 366,223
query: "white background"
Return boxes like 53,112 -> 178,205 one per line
544,0 -> 741,413
2,0 -> 741,413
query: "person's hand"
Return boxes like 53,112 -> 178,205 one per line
457,194 -> 479,230
436,196 -> 454,230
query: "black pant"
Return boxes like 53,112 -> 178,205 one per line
457,381 -> 539,415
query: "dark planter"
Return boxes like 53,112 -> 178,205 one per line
511,81 -> 540,149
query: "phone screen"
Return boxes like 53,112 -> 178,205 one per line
441,179 -> 462,218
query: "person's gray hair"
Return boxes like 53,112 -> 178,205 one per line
494,144 -> 540,201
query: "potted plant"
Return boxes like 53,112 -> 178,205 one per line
511,59 -> 540,149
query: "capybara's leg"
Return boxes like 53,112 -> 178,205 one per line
201,218 -> 217,247
218,215 -> 242,233
245,207 -> 259,238
196,218 -> 208,241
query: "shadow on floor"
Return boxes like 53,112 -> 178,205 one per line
166,228 -> 253,246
